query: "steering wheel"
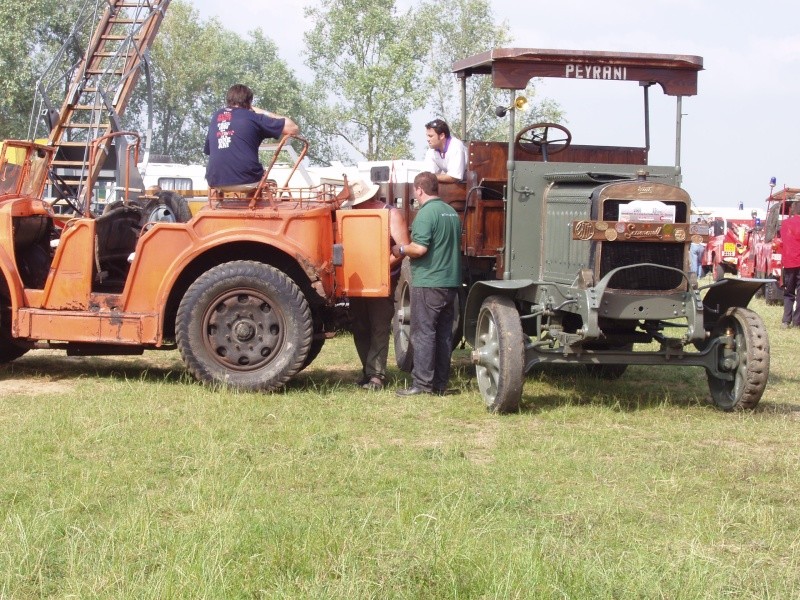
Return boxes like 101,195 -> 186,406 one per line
515,122 -> 572,160
47,169 -> 84,214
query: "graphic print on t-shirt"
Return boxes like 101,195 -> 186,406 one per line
216,110 -> 233,149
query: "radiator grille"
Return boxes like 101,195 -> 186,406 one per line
600,242 -> 684,290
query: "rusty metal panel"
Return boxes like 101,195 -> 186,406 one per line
18,309 -> 159,344
335,209 -> 390,298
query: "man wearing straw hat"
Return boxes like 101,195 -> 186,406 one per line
347,179 -> 410,390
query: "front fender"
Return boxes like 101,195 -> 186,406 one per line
464,279 -> 534,345
701,277 -> 769,330
0,245 -> 24,312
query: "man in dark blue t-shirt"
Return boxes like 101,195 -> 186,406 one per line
204,84 -> 299,189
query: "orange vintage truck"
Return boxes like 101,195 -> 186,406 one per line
0,136 -> 389,390
1,0 -> 391,390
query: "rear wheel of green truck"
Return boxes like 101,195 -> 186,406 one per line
706,307 -> 769,411
392,258 -> 414,372
473,295 -> 525,414
176,261 -> 312,391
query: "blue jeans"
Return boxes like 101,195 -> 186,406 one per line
690,243 -> 705,278
410,287 -> 457,391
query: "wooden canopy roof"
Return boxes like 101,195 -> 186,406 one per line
452,48 -> 704,96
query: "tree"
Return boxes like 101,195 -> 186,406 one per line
133,1 -> 234,162
0,0 -> 86,140
127,1 -> 306,164
416,0 -> 563,142
303,0 -> 427,162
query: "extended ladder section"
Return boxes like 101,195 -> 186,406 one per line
42,0 -> 171,201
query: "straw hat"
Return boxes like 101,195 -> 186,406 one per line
349,179 -> 380,206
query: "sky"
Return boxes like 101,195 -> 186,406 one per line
190,0 -> 799,210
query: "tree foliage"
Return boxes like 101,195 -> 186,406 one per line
304,0 -> 427,162
1,0 -> 562,169
0,0 -> 86,139
131,1 -> 306,163
416,0 -> 563,142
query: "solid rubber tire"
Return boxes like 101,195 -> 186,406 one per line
706,307 -> 769,411
474,295 -> 525,413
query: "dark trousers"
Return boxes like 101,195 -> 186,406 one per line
350,296 -> 395,380
410,287 -> 457,391
783,266 -> 800,326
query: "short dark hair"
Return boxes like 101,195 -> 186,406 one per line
414,171 -> 438,196
226,84 -> 253,109
425,118 -> 450,138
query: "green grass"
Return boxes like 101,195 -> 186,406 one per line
1,297 -> 799,598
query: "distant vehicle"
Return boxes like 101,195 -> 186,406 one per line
701,191 -> 795,306
753,186 -> 800,304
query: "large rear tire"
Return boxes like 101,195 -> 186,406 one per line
473,295 -> 525,413
706,307 -> 769,411
392,258 -> 414,372
176,261 -> 312,391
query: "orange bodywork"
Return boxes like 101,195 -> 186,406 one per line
1,141 -> 390,348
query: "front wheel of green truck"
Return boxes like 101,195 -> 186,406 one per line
706,307 -> 769,411
473,295 -> 525,414
176,261 -> 312,391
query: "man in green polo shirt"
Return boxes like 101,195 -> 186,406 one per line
391,171 -> 462,395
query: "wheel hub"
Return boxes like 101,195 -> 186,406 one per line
232,319 -> 257,342
204,292 -> 283,371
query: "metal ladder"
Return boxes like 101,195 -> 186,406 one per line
30,0 -> 171,205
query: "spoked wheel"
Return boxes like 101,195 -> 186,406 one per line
473,295 -> 525,413
392,258 -> 414,372
706,307 -> 769,411
176,261 -> 312,391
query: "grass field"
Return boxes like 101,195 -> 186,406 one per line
1,296 -> 798,598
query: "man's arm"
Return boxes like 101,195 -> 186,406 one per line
252,106 -> 300,136
391,241 -> 427,259
388,208 -> 411,268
